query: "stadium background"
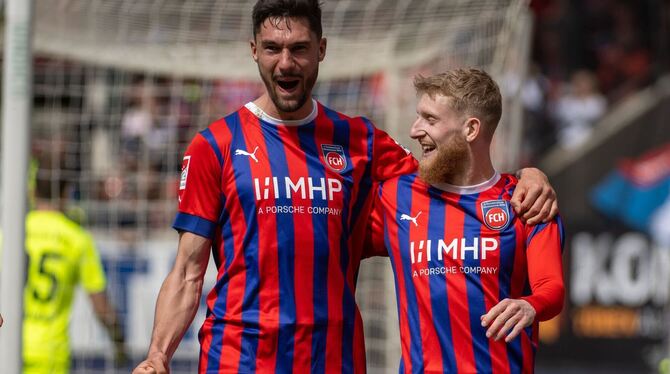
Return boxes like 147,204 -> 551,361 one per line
1,0 -> 669,373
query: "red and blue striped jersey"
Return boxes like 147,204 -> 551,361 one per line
368,172 -> 564,374
173,100 -> 416,373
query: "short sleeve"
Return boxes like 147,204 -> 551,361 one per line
172,132 -> 223,239
79,231 -> 107,294
372,126 -> 417,182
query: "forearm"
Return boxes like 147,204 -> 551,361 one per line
89,292 -> 125,345
521,281 -> 564,321
147,268 -> 204,360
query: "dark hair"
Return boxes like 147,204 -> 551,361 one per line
252,0 -> 323,39
34,175 -> 68,200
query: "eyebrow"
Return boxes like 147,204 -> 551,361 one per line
260,39 -> 312,47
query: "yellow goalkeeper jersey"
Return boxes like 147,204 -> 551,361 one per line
23,210 -> 107,368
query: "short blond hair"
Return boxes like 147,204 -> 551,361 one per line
414,68 -> 502,137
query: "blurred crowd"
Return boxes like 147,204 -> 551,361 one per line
520,0 -> 660,163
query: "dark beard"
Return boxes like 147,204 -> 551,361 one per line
259,66 -> 318,114
418,133 -> 469,185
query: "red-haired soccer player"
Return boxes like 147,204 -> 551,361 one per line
368,68 -> 564,373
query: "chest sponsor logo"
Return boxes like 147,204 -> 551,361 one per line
321,144 -> 347,173
482,200 -> 510,230
179,156 -> 191,190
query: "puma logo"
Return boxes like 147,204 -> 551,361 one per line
235,146 -> 259,163
400,211 -> 422,226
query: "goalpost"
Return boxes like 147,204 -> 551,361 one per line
1,1 -> 532,372
0,1 -> 33,373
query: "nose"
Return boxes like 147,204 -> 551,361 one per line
409,117 -> 424,139
277,49 -> 296,72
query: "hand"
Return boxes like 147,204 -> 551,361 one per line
511,167 -> 558,225
0,313 -> 3,327
480,298 -> 535,342
133,352 -> 170,374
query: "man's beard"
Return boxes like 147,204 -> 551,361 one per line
418,133 -> 469,185
260,67 -> 318,114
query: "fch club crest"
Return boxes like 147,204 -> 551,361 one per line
321,144 -> 347,173
481,200 -> 510,230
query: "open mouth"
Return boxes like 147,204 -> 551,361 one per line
276,79 -> 300,91
421,143 -> 436,157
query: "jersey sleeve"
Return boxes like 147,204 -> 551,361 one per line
79,231 -> 107,294
362,185 -> 388,258
371,126 -> 417,182
172,132 -> 223,240
521,215 -> 566,321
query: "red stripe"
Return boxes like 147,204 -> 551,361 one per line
442,191 -> 477,373
198,318 -> 213,373
280,125 -> 315,371
346,116 -> 373,374
521,326 -> 534,374
237,111 -> 280,372
409,181 -> 444,372
313,109 -> 345,373
476,186 -> 510,374
385,179 -> 414,373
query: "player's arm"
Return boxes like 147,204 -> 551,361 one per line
511,168 -> 558,225
480,218 -> 565,342
0,313 -> 3,327
371,125 -> 418,181
133,232 -> 210,374
89,291 -> 129,365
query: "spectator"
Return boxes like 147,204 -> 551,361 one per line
552,69 -> 607,149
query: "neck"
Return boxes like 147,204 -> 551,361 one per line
35,199 -> 60,212
441,144 -> 495,186
253,93 -> 315,121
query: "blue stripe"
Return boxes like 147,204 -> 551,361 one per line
205,194 -> 236,373
172,212 -> 217,239
200,128 -> 224,167
322,104 -> 342,122
459,194 -> 493,374
328,116 -> 357,373
225,112 -> 261,373
296,123 -> 330,374
426,186 -> 458,373
395,175 -> 425,373
493,193 -> 523,373
557,215 -> 565,251
259,123 -> 297,372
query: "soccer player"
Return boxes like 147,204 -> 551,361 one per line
133,1 -> 558,373
367,68 -> 564,373
23,172 -> 128,373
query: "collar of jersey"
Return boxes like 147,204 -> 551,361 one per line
244,99 -> 318,126
431,171 -> 501,195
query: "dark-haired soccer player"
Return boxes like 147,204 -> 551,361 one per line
133,1 -> 558,373
367,68 -> 565,373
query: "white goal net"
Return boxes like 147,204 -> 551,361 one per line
6,0 -> 533,372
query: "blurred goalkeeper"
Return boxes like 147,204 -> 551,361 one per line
22,168 -> 128,373
134,1 -> 557,373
